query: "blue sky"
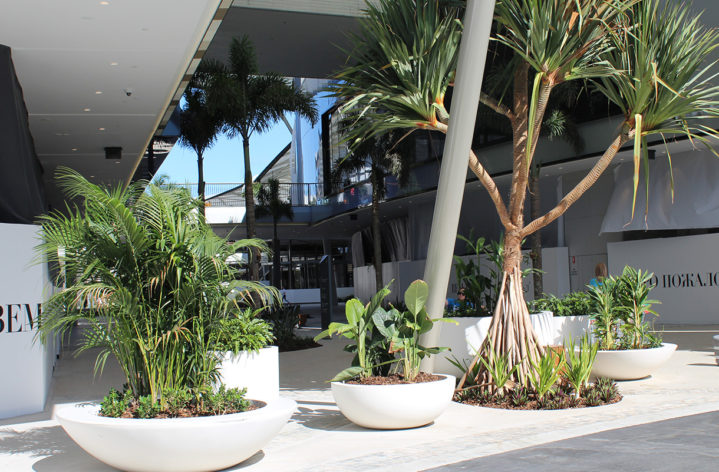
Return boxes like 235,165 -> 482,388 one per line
154,120 -> 293,185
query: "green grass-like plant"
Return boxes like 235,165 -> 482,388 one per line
36,168 -> 278,404
563,334 -> 599,397
528,349 -> 566,401
477,339 -> 518,394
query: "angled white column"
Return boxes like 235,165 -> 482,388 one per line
420,0 -> 496,372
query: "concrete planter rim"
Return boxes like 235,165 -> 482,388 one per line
591,342 -> 677,381
330,373 -> 455,430
54,397 -> 296,472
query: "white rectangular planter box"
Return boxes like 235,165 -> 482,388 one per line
550,315 -> 592,345
216,346 -> 279,401
433,311 -> 559,377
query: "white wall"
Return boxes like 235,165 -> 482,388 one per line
0,223 -> 55,419
608,233 -> 719,325
353,247 -> 570,307
562,168 -> 623,291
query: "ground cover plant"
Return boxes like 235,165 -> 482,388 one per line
36,168 -> 278,418
454,334 -> 619,410
331,0 -> 719,387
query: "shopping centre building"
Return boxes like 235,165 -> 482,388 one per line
1,0 -> 717,420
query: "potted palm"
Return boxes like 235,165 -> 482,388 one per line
315,280 -> 455,429
588,266 -> 676,380
36,168 -> 294,472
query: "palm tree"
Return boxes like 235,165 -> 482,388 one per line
199,36 -> 318,279
333,128 -> 411,291
331,0 -> 719,384
256,178 -> 293,288
37,168 -> 277,402
177,86 -> 222,215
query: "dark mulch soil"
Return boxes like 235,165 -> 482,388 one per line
454,389 -> 622,410
347,372 -> 443,385
114,400 -> 262,419
277,336 -> 322,352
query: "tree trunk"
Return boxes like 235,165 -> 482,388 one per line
197,151 -> 205,217
370,168 -> 383,291
272,217 -> 281,289
529,169 -> 543,299
242,136 -> 259,280
458,233 -> 544,390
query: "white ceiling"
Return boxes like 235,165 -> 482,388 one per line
0,0 -> 224,206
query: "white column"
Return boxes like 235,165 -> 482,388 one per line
420,0 -> 496,371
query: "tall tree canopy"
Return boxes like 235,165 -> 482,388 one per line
330,0 -> 719,384
199,35 -> 318,279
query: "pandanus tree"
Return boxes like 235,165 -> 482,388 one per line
331,0 -> 719,385
256,178 -> 293,288
198,36 -> 318,279
177,86 -> 222,215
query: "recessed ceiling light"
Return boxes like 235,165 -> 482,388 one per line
110,62 -> 119,66
98,127 -> 105,131
71,148 -> 78,151
83,108 -> 91,112
100,1 -> 110,5
90,175 -> 95,178
95,91 -> 102,95
115,161 -> 121,164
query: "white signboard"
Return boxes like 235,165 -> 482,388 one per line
608,233 -> 719,324
0,223 -> 54,419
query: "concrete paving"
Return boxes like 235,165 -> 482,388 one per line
0,323 -> 717,471
425,410 -> 719,471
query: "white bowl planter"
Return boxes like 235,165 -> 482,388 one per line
54,397 -> 296,472
591,343 -> 677,380
331,374 -> 455,429
216,346 -> 279,401
713,335 -> 719,365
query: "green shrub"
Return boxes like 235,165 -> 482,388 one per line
529,291 -> 592,316
36,168 -> 278,405
213,308 -> 275,353
99,386 -> 250,418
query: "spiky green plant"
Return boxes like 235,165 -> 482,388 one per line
332,0 -> 719,386
36,168 -> 278,403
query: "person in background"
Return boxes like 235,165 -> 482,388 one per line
589,263 -> 608,288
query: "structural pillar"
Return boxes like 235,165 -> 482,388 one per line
419,0 -> 496,372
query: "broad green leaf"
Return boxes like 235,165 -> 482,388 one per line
404,279 -> 428,316
345,298 -> 364,326
372,307 -> 398,339
330,366 -> 365,382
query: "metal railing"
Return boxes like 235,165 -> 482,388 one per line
164,182 -> 322,207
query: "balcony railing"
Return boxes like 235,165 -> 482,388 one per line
164,182 -> 322,207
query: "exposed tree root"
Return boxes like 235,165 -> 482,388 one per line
457,267 -> 545,391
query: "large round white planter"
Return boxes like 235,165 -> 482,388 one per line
591,343 -> 677,380
54,397 -> 296,472
331,374 -> 455,429
216,346 -> 279,401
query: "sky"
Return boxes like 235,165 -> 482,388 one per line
154,119 -> 293,186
